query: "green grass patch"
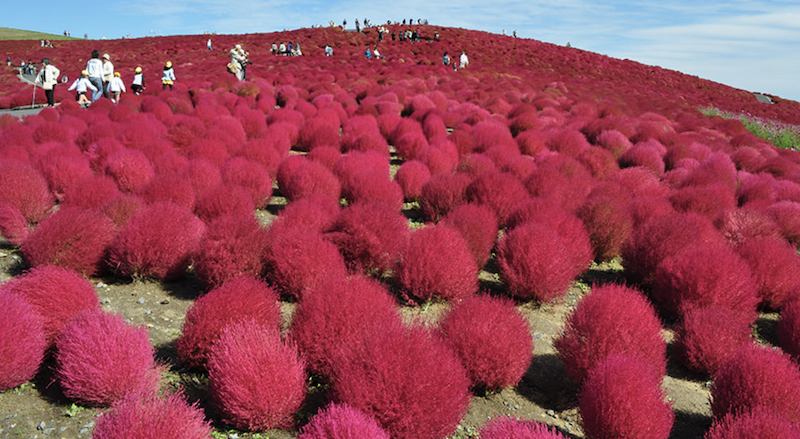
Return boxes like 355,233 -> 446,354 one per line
0,27 -> 79,41
701,107 -> 800,151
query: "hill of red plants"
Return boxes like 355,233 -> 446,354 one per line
2,24 -> 800,439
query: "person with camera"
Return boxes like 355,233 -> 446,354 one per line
228,44 -> 250,81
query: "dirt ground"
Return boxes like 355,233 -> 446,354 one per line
1,190 -> 774,439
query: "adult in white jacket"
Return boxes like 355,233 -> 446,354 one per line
107,72 -> 126,104
35,58 -> 60,107
101,53 -> 114,99
85,50 -> 103,102
68,70 -> 97,107
229,44 -> 248,81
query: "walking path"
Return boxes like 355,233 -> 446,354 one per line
0,67 -> 48,118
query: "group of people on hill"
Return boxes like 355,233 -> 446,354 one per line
270,42 -> 303,56
442,51 -> 469,70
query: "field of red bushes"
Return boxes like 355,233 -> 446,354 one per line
2,23 -> 800,439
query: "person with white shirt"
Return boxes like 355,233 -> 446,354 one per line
107,72 -> 126,104
85,50 -> 103,102
68,70 -> 98,107
101,53 -> 114,99
131,66 -> 145,95
459,51 -> 469,68
35,58 -> 60,107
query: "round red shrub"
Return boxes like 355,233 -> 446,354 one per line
651,245 -> 759,319
21,207 -> 116,276
176,276 -> 281,369
61,174 -> 120,210
36,145 -> 93,199
0,160 -> 54,223
308,145 -> 343,170
438,294 -> 533,390
418,145 -> 457,175
621,212 -> 725,285
465,171 -> 529,227
0,293 -> 47,390
342,169 -> 404,211
106,202 -> 205,280
298,116 -> 340,152
778,299 -> 800,360
711,344 -> 800,424
187,139 -> 231,167
394,131 -> 429,161
496,223 -> 578,302
0,203 -> 30,246
394,159 -> 431,201
208,321 -> 306,431
263,227 -> 347,300
282,159 -> 342,203
103,149 -> 155,194
674,306 -> 753,376
441,203 -> 499,269
102,193 -> 144,227
140,174 -> 196,210
324,202 -> 409,275
419,172 -> 472,222
193,215 -> 270,288
736,237 -> 800,309
195,184 -> 255,223
237,138 -> 284,177
717,207 -> 782,247
55,310 -> 161,407
554,283 -> 666,383
0,265 -> 99,343
669,182 -> 736,223
705,406 -> 800,439
91,387 -> 213,439
576,184 -> 633,262
579,354 -> 674,439
275,194 -> 340,232
330,324 -> 471,439
396,224 -> 478,303
480,416 -> 568,439
221,157 -> 274,209
290,275 -> 402,377
766,201 -> 800,246
298,403 -> 390,439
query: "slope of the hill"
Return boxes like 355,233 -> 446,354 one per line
1,25 -> 799,125
0,27 -> 77,41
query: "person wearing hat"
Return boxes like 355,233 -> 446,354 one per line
101,53 -> 114,99
229,44 -> 249,81
67,70 -> 97,107
161,61 -> 175,90
86,50 -> 103,102
131,66 -> 146,95
35,58 -> 60,107
107,71 -> 126,104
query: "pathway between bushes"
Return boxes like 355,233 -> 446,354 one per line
0,67 -> 47,118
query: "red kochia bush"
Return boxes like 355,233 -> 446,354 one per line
777,299 -> 800,360
576,184 -> 633,262
766,201 -> 800,246
0,203 -> 30,246
176,276 -> 281,369
55,310 -> 161,407
103,149 -> 155,194
263,226 -> 348,300
194,184 -> 255,223
91,387 -> 213,439
650,245 -> 759,319
193,215 -> 270,288
0,293 -> 47,390
717,207 -> 782,247
61,174 -> 120,210
290,275 -> 402,377
394,159 -> 431,201
705,406 -> 800,439
711,344 -> 800,424
343,169 -> 404,211
282,159 -> 342,202
0,160 -> 54,223
465,171 -> 529,227
554,283 -> 666,383
275,194 -> 340,232
21,207 -> 117,276
106,202 -> 205,280
396,224 -> 478,303
36,145 -> 93,199
140,174 -> 196,210
438,295 -> 533,390
0,265 -> 99,343
419,172 -> 472,222
479,416 -> 567,439
221,157 -> 274,209
208,321 -> 306,431
330,324 -> 471,439
297,116 -> 341,152
621,212 -> 726,285
298,403 -> 390,439
579,354 -> 674,439
736,237 -> 800,309
496,223 -> 577,302
674,306 -> 753,376
324,202 -> 409,276
441,203 -> 499,269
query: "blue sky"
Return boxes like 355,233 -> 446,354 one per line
6,1 -> 800,101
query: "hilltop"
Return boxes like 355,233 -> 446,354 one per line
0,27 -> 77,41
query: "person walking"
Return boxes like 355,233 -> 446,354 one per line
229,44 -> 249,81
86,50 -> 103,102
161,61 -> 175,91
35,58 -> 60,107
207,38 -> 212,50
68,70 -> 97,107
107,71 -> 126,104
101,53 -> 114,99
131,66 -> 145,95
459,51 -> 469,68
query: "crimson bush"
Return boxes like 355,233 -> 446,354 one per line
394,159 -> 431,201
208,321 -> 306,431
441,203 -> 499,269
419,172 -> 472,222
480,416 -> 567,439
736,236 -> 800,309
674,306 -> 753,376
554,283 -> 666,383
282,159 -> 342,202
194,183 -> 255,223
140,174 -> 196,210
0,203 -> 30,246
61,174 -> 120,210
193,214 -> 270,288
705,406 -> 800,439
0,293 -> 47,390
176,276 -> 281,369
220,157 -> 274,209
0,160 -> 54,223
465,171 -> 529,227
298,403 -> 390,439
55,310 -> 161,407
103,149 -> 155,194
777,299 -> 800,360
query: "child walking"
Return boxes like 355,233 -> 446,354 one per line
131,66 -> 145,95
107,72 -> 126,104
161,61 -> 175,91
67,70 -> 98,107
